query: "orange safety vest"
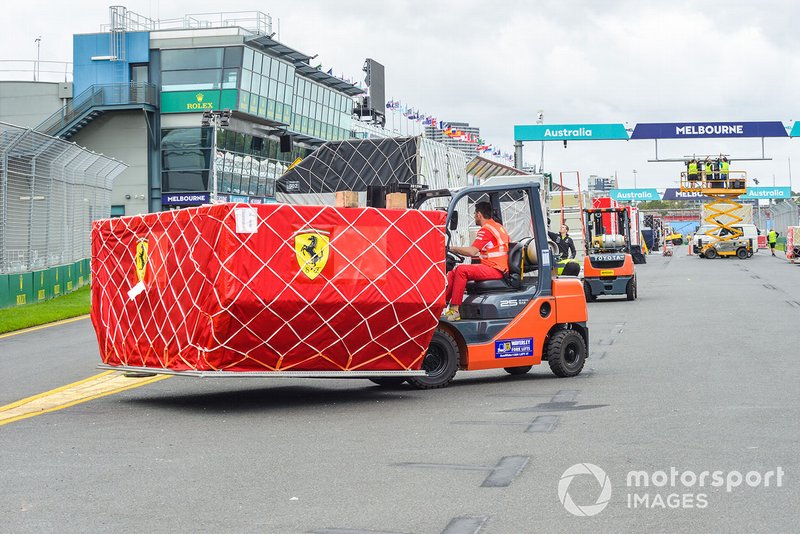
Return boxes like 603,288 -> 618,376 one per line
477,219 -> 510,272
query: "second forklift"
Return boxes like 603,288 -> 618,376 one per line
582,207 -> 637,302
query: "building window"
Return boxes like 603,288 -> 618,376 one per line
163,171 -> 210,192
162,69 -> 223,91
223,46 -> 243,68
110,205 -> 125,217
161,128 -> 213,193
161,48 -> 224,71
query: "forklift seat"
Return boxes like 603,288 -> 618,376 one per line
466,240 -> 534,293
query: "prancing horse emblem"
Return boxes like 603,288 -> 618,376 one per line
294,230 -> 330,280
135,239 -> 149,282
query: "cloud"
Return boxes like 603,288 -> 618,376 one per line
2,0 -> 799,186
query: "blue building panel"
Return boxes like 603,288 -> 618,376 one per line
73,32 -> 150,96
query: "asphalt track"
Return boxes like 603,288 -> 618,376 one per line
1,250 -> 798,533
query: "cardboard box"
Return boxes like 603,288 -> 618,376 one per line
335,191 -> 359,208
385,193 -> 407,209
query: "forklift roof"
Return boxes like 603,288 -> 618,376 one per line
584,207 -> 628,213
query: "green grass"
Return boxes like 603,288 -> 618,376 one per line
0,285 -> 91,334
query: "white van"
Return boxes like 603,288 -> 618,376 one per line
692,223 -> 759,253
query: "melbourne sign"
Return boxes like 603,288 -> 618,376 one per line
630,121 -> 787,139
609,189 -> 660,202
740,187 -> 792,200
661,188 -> 709,201
161,90 -> 238,113
514,123 -> 629,141
161,192 -> 211,206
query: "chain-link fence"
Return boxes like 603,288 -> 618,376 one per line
764,199 -> 798,236
0,122 -> 126,274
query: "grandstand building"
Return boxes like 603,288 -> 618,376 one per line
0,6 -> 504,218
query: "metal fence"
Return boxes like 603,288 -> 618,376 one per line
0,122 -> 126,274
763,199 -> 799,236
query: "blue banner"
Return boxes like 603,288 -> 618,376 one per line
514,123 -> 629,141
661,188 -> 709,201
162,192 -> 210,205
609,189 -> 660,202
740,187 -> 792,200
630,121 -> 788,139
791,122 -> 800,137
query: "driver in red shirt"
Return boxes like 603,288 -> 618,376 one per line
444,201 -> 510,321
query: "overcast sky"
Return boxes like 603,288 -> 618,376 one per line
3,0 -> 800,189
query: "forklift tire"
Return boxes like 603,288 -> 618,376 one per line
546,329 -> 586,377
407,330 -> 459,389
736,247 -> 749,260
626,277 -> 637,301
583,282 -> 597,302
504,366 -> 532,375
704,248 -> 718,259
672,238 -> 683,246
369,377 -> 407,387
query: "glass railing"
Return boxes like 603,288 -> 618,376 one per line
35,82 -> 158,136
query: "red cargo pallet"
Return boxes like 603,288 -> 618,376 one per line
91,203 -> 446,373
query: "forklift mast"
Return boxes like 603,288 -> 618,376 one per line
584,207 -> 631,254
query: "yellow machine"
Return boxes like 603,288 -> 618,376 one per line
663,226 -> 683,245
679,162 -> 752,259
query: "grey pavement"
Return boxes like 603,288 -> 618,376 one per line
0,250 -> 797,533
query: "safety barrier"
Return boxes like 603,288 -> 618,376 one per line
0,258 -> 89,309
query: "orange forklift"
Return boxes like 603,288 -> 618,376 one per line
389,181 -> 590,389
582,207 -> 637,302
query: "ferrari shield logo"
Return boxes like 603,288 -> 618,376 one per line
294,230 -> 330,280
135,240 -> 149,282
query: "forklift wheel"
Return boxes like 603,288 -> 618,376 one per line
407,330 -> 459,389
736,247 -> 749,260
504,366 -> 532,376
672,238 -> 683,245
369,377 -> 407,387
626,277 -> 637,301
546,329 -> 586,377
583,282 -> 597,302
704,248 -> 718,259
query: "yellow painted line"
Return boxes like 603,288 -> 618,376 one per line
0,315 -> 90,340
0,370 -> 171,427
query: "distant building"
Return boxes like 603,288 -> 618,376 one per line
588,175 -> 617,193
424,121 -> 480,159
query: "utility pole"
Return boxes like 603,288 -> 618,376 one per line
537,110 -> 544,172
34,36 -> 42,81
202,109 -> 231,202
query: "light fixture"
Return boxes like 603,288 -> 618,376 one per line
91,55 -> 117,61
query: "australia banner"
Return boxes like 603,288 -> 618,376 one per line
630,121 -> 788,139
514,123 -> 629,141
608,189 -> 660,202
740,187 -> 792,200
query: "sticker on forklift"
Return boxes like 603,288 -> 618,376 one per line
541,250 -> 550,267
600,269 -> 615,276
495,338 -> 534,359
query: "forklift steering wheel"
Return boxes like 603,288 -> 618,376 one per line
446,249 -> 465,272
446,249 -> 465,264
